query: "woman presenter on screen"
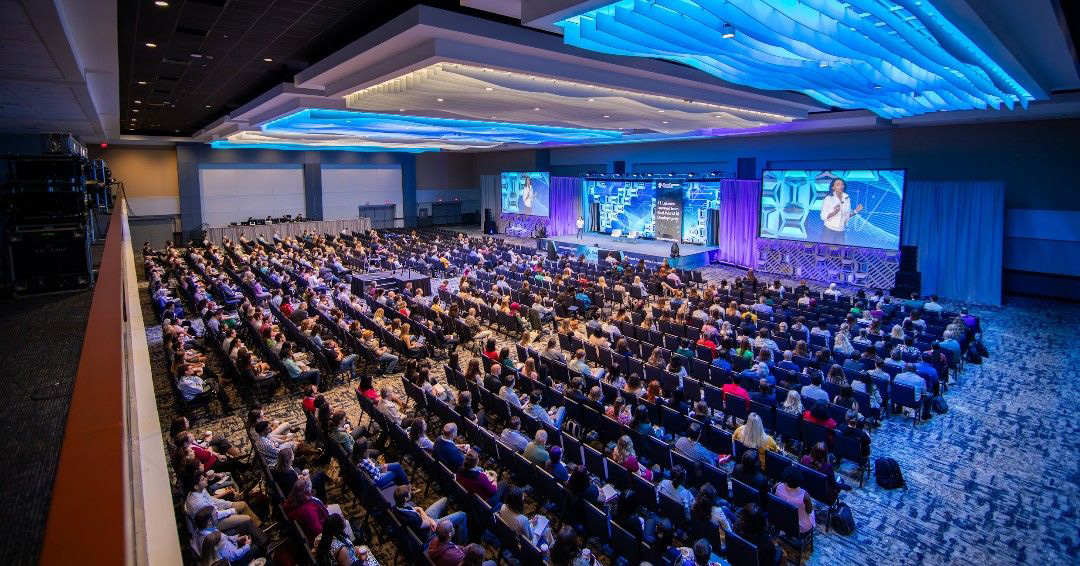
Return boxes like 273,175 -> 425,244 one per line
521,175 -> 535,209
820,178 -> 863,245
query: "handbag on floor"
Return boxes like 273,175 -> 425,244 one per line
874,457 -> 905,490
830,502 -> 856,535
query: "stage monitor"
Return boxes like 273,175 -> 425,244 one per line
759,169 -> 905,250
682,181 -> 723,245
586,179 -> 656,238
501,172 -> 550,217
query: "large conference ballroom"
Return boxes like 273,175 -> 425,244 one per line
2,1 -> 1079,565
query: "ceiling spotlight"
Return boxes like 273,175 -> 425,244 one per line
137,80 -> 147,85
819,61 -> 829,68
484,87 -> 493,91
205,105 -> 211,108
533,107 -> 540,111
873,84 -> 882,89
588,98 -> 595,102
133,109 -> 139,112
263,58 -> 273,62
154,1 -> 169,6
658,109 -> 665,113
190,52 -> 202,58
491,116 -> 497,119
722,24 -> 735,39
603,115 -> 610,118
145,42 -> 157,48
134,100 -> 141,104
399,108 -> 405,111
662,121 -> 669,124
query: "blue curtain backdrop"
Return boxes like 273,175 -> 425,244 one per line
548,176 -> 583,236
716,179 -> 761,268
902,181 -> 1004,306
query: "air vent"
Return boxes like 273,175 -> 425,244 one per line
162,57 -> 190,65
176,26 -> 209,37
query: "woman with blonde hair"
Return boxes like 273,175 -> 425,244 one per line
781,389 -> 803,415
733,413 -> 779,466
612,435 -> 653,480
890,324 -> 905,340
833,324 -> 855,355
646,347 -> 664,368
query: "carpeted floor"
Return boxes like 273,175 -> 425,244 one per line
0,246 -> 102,566
143,245 -> 1080,566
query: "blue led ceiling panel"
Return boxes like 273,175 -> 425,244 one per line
256,109 -> 623,150
557,0 -> 1037,118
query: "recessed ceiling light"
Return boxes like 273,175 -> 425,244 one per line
190,53 -> 202,58
145,42 -> 157,48
263,58 -> 273,62
491,116 -> 496,119
658,109 -> 665,113
722,24 -> 735,39
662,121 -> 669,124
399,108 -> 405,111
533,107 -> 540,111
134,100 -> 141,104
133,109 -> 139,112
588,98 -> 595,102
137,81 -> 147,85
205,105 -> 211,108
154,1 -> 169,6
603,115 -> 610,118
484,87 -> 493,91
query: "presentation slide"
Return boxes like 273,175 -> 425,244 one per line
654,180 -> 683,241
587,179 -> 656,238
501,172 -> 550,217
760,169 -> 905,250
682,181 -> 722,245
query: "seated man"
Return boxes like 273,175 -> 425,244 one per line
568,348 -> 606,379
456,449 -> 509,509
526,390 -> 566,429
426,519 -> 467,566
192,505 -> 264,564
800,373 -> 830,404
674,423 -> 725,466
523,429 -> 551,467
354,438 -> 410,490
498,416 -> 530,453
393,486 -> 469,545
178,372 -> 211,402
433,423 -> 468,470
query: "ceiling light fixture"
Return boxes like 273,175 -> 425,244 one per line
205,105 -> 211,108
603,115 -> 610,118
191,53 -> 202,58
133,109 -> 139,112
662,121 -> 669,124
263,58 -> 273,62
658,109 -> 665,113
145,42 -> 157,48
137,80 -> 147,85
484,87 -> 493,91
722,24 -> 735,39
154,1 -> 169,6
533,107 -> 540,111
134,100 -> 141,104
436,98 -> 444,102
588,98 -> 595,102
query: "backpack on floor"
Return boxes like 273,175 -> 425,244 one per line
562,418 -> 583,441
830,502 -> 856,535
875,457 -> 905,489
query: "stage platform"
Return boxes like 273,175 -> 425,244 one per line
540,233 -> 718,269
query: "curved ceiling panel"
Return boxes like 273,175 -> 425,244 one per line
556,0 -> 1039,118
344,62 -> 796,133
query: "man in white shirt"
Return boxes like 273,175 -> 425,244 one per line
576,216 -> 585,239
819,178 -> 863,245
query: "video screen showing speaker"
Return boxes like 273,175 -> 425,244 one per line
501,172 -> 550,217
585,179 -> 656,238
653,180 -> 683,242
760,169 -> 905,250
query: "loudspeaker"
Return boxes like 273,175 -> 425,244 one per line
613,160 -> 626,175
893,245 -> 921,297
483,208 -> 497,235
590,202 -> 600,232
706,208 -> 720,247
7,225 -> 92,294
736,157 -> 757,180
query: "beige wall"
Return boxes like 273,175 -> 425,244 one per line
91,146 -> 179,216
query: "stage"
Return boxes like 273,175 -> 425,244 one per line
539,232 -> 718,269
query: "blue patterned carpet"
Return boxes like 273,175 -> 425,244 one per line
806,297 -> 1080,565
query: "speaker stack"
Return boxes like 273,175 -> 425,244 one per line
893,245 -> 921,298
484,208 -> 497,235
2,133 -> 93,295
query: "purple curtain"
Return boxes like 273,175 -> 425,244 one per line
716,179 -> 761,267
548,177 -> 583,236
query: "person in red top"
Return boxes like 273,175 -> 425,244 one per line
301,384 -> 317,412
802,402 -> 838,430
482,338 -> 499,364
356,373 -> 378,402
284,476 -> 329,544
426,520 -> 466,566
697,335 -> 718,358
174,431 -> 246,477
455,449 -> 507,508
722,378 -> 751,408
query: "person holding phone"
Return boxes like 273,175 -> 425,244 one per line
820,178 -> 863,245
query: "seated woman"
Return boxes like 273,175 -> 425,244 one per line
409,419 -> 434,451
605,396 -> 632,426
773,466 -> 816,536
314,514 -> 373,566
803,402 -> 838,430
497,487 -> 551,547
457,449 -> 509,508
732,413 -> 779,467
623,373 -> 646,397
271,446 -> 328,502
658,465 -> 693,512
690,483 -> 734,536
283,476 -> 332,544
611,435 -> 653,481
736,503 -> 783,566
731,449 -> 770,506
